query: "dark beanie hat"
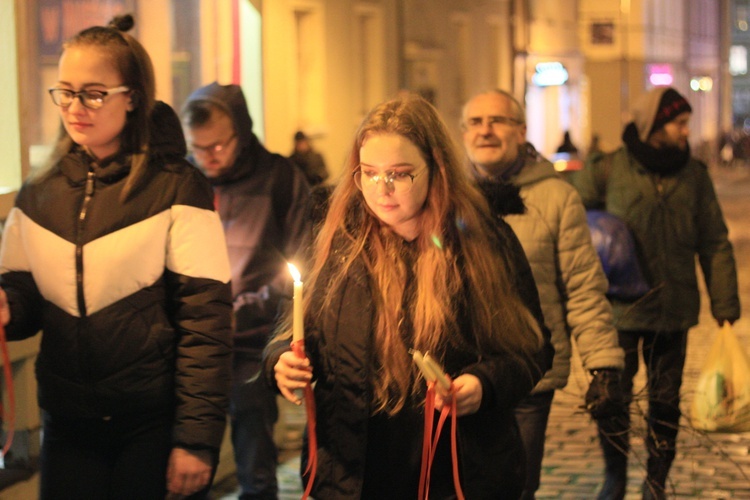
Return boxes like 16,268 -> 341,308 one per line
650,89 -> 692,135
632,87 -> 692,142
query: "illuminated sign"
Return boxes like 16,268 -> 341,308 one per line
647,64 -> 674,87
532,62 -> 569,87
730,45 -> 748,76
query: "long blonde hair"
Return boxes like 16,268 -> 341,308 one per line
305,95 -> 541,413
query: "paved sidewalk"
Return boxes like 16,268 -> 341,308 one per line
213,166 -> 750,499
536,327 -> 750,499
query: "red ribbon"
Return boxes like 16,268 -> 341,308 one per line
291,339 -> 317,500
418,381 -> 465,500
0,322 -> 15,459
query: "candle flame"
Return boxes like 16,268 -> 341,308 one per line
287,262 -> 301,282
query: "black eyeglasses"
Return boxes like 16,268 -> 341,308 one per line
48,86 -> 130,110
190,134 -> 238,156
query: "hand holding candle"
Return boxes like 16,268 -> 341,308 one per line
284,264 -> 318,497
287,263 -> 304,344
412,350 -> 436,384
423,352 -> 452,391
412,349 -> 451,391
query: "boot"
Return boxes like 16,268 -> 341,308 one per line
641,452 -> 672,500
596,419 -> 629,500
642,416 -> 676,500
597,451 -> 627,500
641,478 -> 666,500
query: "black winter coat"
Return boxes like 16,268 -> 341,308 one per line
0,102 -> 233,452
264,186 -> 552,499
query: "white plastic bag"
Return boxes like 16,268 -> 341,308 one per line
691,323 -> 750,432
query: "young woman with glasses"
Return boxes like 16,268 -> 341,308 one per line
0,15 -> 232,499
264,95 -> 553,499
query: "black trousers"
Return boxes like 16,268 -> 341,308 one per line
597,329 -> 688,482
40,409 -> 216,500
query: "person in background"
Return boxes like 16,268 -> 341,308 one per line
588,134 -> 603,158
183,82 -> 311,500
264,95 -> 553,499
556,130 -> 579,155
289,130 -> 329,187
572,86 -> 740,500
461,89 -> 625,500
0,15 -> 232,499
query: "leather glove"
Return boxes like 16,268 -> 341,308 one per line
584,369 -> 625,420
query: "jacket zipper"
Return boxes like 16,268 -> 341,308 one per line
654,174 -> 668,326
76,169 -> 95,317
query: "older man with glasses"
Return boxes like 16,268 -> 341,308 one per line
182,82 -> 311,500
461,89 -> 625,500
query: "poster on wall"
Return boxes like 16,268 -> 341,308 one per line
39,0 -> 136,60
591,22 -> 614,45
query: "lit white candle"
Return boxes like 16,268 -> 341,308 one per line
287,263 -> 304,343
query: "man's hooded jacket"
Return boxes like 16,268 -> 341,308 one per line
184,83 -> 311,358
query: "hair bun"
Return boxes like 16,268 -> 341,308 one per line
108,14 -> 135,32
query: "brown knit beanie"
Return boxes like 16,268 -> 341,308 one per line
632,87 -> 692,142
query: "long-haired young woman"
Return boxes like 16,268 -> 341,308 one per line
266,95 -> 553,499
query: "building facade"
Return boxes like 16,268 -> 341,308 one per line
580,0 -> 728,159
1,0 -> 732,196
5,0 -> 589,188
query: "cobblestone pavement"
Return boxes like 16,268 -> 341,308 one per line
213,166 -> 750,499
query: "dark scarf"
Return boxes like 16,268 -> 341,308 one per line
476,179 -> 525,217
622,122 -> 690,176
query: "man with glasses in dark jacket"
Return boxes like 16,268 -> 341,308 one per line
183,82 -> 311,500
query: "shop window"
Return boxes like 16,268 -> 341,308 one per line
1,0 -> 22,193
450,13 -> 470,108
292,3 -> 325,133
354,4 -> 385,118
171,0 -> 201,110
19,0 -> 138,175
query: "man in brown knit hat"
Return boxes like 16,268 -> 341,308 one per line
572,87 -> 740,499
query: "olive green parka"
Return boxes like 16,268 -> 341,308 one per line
573,146 -> 740,331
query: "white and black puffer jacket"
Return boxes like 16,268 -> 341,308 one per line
0,102 -> 233,452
